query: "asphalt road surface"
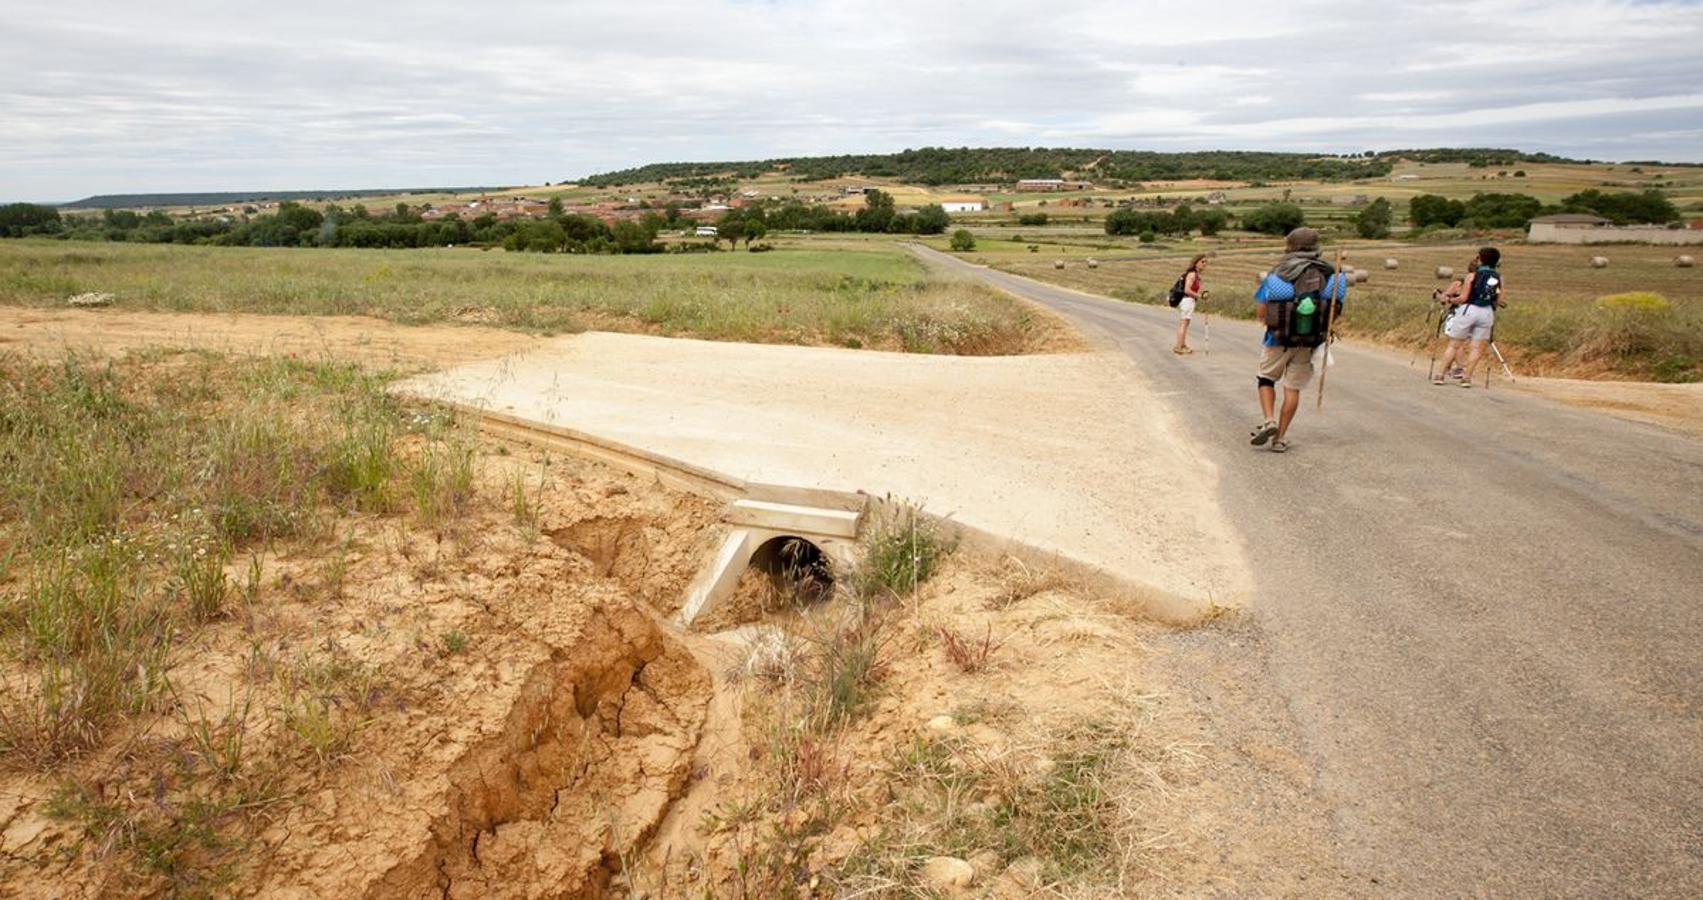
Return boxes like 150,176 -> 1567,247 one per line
916,245 -> 1703,897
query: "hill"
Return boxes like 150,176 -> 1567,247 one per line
574,147 -> 1650,188
60,186 -> 516,210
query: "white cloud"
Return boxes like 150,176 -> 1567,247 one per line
2,0 -> 1701,199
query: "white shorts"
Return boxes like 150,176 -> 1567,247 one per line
1445,304 -> 1494,341
1177,296 -> 1196,320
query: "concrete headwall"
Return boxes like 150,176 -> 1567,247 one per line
1528,223 -> 1703,245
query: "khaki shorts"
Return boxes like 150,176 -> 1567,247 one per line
1259,344 -> 1316,391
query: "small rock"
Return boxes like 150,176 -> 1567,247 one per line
926,714 -> 956,733
969,849 -> 1003,877
921,856 -> 975,890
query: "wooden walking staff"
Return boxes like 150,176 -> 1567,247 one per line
1315,248 -> 1343,410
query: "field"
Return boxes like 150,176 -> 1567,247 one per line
0,240 -> 1067,356
981,243 -> 1703,382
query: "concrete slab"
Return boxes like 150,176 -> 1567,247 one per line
397,332 -> 1252,617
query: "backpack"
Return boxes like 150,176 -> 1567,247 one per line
1261,266 -> 1345,348
1167,271 -> 1189,307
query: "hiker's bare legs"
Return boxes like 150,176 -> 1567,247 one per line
1258,383 -> 1276,422
1277,388 -> 1301,440
1462,340 -> 1487,381
1174,318 -> 1191,351
1435,339 -> 1465,380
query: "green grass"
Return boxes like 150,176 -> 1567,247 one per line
0,239 -> 1053,355
0,351 -> 463,763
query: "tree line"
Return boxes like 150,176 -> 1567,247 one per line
582,147 -> 1392,188
0,190 -> 951,253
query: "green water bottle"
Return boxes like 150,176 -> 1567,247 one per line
1295,296 -> 1317,335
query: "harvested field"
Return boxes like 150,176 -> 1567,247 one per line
0,239 -> 1075,356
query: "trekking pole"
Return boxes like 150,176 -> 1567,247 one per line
1410,301 -> 1435,367
1315,249 -> 1343,411
1489,341 -> 1516,383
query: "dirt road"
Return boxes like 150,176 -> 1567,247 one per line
915,245 -> 1703,896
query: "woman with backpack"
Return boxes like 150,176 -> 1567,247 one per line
1171,254 -> 1208,355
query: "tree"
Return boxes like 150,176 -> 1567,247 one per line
1242,203 -> 1306,235
950,229 -> 976,251
718,218 -> 747,250
1018,212 -> 1049,226
1197,209 -> 1229,236
1355,197 -> 1393,238
0,202 -> 62,237
547,197 -> 564,219
1561,188 -> 1680,224
1409,194 -> 1465,228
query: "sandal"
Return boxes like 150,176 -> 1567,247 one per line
1270,439 -> 1290,453
1431,377 -> 1447,386
1459,380 -> 1473,389
1173,346 -> 1193,355
1250,420 -> 1278,446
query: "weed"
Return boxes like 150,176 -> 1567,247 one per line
442,630 -> 468,654
856,503 -> 950,601
799,605 -> 890,731
936,623 -> 1003,674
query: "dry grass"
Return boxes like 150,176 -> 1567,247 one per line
0,239 -> 1056,356
0,350 -> 480,888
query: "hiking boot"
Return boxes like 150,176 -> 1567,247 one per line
1250,420 -> 1278,446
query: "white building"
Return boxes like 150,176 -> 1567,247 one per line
694,226 -> 718,237
940,200 -> 986,213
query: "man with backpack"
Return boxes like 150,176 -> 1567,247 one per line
1432,247 -> 1504,388
1249,228 -> 1347,453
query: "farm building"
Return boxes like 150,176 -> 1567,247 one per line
1528,213 -> 1703,245
1015,179 -> 1092,192
939,198 -> 986,213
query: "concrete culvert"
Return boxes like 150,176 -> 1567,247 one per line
1677,255 -> 1695,268
1591,256 -> 1609,268
1384,258 -> 1399,270
1436,266 -> 1454,279
747,535 -> 834,606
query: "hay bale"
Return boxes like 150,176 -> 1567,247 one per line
1053,260 -> 1065,270
1351,271 -> 1370,284
1086,258 -> 1099,269
1590,256 -> 1609,268
1435,266 -> 1454,279
1677,255 -> 1695,268
1384,258 -> 1399,270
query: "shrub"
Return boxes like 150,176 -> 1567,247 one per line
949,229 -> 976,252
1242,202 -> 1306,235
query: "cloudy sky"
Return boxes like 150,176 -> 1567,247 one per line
4,0 -> 1702,200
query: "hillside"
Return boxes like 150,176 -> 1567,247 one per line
575,146 -> 1641,188
61,186 -> 515,210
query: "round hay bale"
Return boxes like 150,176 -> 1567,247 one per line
1384,258 -> 1399,270
1053,260 -> 1065,270
1435,266 -> 1454,279
1590,256 -> 1609,268
1351,271 -> 1370,284
1086,258 -> 1099,269
1677,255 -> 1695,268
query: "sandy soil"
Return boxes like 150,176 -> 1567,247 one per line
0,307 -> 543,371
1515,376 -> 1703,438
399,332 -> 1254,621
0,446 -> 723,897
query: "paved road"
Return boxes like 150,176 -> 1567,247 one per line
916,245 -> 1703,896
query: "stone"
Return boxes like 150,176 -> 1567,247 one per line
926,714 -> 956,733
920,856 -> 975,890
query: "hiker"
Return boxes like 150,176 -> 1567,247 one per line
1432,247 -> 1504,387
1249,228 -> 1346,453
1170,254 -> 1208,355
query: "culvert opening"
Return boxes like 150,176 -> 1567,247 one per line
748,535 -> 835,607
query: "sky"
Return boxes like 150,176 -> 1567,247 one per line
3,0 -> 1703,201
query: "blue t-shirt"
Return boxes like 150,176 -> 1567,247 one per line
1255,271 -> 1349,346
